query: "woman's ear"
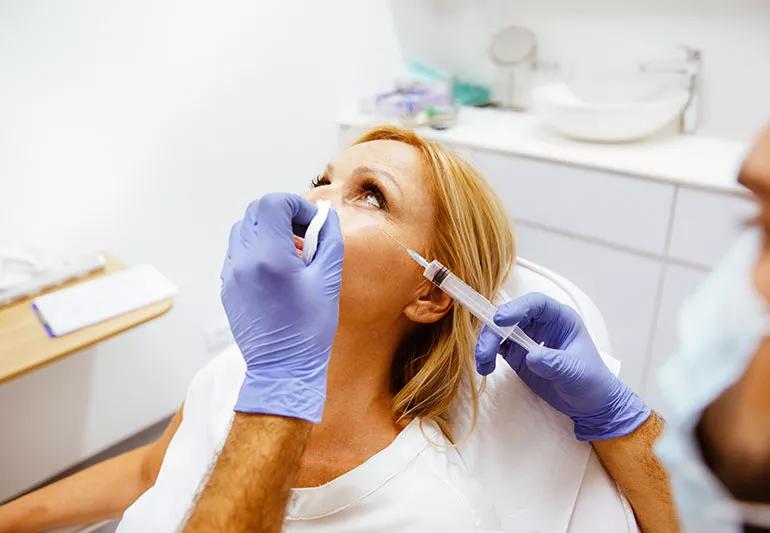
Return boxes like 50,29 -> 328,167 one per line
403,281 -> 453,324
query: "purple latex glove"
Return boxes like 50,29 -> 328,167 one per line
475,292 -> 650,441
221,193 -> 344,423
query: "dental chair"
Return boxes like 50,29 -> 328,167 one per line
61,258 -> 635,533
449,257 -> 637,532
506,257 -> 612,356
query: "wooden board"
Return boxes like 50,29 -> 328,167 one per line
0,254 -> 173,384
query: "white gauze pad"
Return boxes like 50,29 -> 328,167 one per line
302,200 -> 331,264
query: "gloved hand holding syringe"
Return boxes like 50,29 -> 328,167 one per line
382,227 -> 651,442
403,242 -> 540,354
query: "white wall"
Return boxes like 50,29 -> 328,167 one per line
390,0 -> 770,141
0,0 -> 402,499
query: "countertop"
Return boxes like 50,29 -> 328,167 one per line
339,107 -> 749,195
0,254 -> 173,384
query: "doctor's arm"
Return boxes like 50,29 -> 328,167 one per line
184,194 -> 344,532
183,413 -> 310,533
0,406 -> 183,532
592,412 -> 678,532
475,293 -> 679,532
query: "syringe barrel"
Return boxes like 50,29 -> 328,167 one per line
423,260 -> 537,352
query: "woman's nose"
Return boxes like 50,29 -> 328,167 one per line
302,188 -> 322,203
301,187 -> 347,232
302,187 -> 341,209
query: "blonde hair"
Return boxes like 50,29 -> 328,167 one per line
354,126 -> 515,439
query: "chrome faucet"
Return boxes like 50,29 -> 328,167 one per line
640,46 -> 702,134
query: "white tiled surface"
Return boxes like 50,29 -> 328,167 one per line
643,265 -> 707,415
338,120 -> 751,412
340,107 -> 749,194
515,223 -> 663,392
668,188 -> 757,268
474,150 -> 676,255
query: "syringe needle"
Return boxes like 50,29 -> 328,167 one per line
378,227 -> 431,269
378,227 -> 409,250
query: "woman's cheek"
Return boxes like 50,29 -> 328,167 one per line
341,228 -> 393,281
336,234 -> 396,326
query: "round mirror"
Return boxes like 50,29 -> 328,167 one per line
489,26 -> 537,66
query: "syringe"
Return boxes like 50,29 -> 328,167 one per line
405,248 -> 539,352
379,227 -> 540,352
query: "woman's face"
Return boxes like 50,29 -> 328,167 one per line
302,140 -> 439,330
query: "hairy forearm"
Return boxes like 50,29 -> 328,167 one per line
592,413 -> 680,533
183,413 -> 311,533
0,446 -> 153,533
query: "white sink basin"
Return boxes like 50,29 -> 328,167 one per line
532,80 -> 689,142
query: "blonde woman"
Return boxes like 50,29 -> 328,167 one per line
0,127 -> 674,532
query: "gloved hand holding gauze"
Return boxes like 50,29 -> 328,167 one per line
220,193 -> 344,423
301,199 -> 331,264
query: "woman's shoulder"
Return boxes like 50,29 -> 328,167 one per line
447,362 -> 635,531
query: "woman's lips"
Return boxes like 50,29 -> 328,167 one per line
293,235 -> 304,257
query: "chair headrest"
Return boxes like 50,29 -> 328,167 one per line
500,257 -> 612,354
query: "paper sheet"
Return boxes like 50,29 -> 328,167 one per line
32,264 -> 177,337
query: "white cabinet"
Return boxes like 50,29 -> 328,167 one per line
473,150 -> 676,255
463,150 -> 751,399
337,124 -> 750,406
668,188 -> 756,268
465,148 -> 750,399
442,141 -> 478,166
643,266 -> 707,414
515,224 -> 662,390
0,350 -> 99,499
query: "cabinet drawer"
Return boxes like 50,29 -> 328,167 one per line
514,223 -> 662,391
442,142 -> 478,166
472,150 -> 676,255
667,188 -> 755,268
643,265 -> 706,415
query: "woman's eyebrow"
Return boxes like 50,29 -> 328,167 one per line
352,166 -> 403,197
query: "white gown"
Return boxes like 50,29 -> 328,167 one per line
117,344 -> 637,532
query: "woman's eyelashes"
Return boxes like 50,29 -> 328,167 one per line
310,174 -> 330,188
309,174 -> 389,211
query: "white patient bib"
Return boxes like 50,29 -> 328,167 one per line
118,346 -> 500,532
118,344 -> 636,532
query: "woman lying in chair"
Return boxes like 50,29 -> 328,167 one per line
0,126 -> 677,532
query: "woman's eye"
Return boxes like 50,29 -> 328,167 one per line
361,191 -> 382,209
311,175 -> 330,188
358,182 -> 387,210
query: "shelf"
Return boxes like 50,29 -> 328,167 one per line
0,254 -> 173,384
